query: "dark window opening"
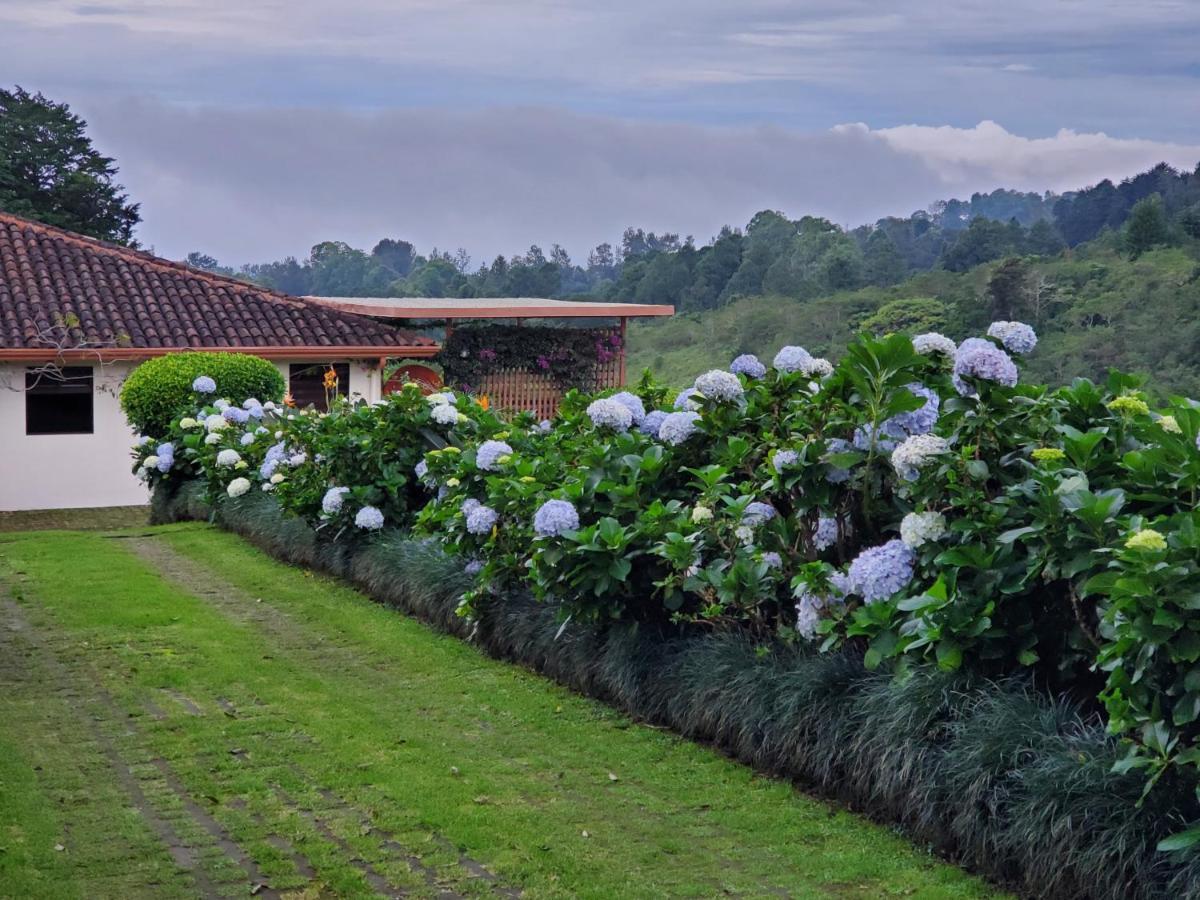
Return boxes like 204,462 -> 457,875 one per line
26,366 -> 94,435
289,363 -> 350,412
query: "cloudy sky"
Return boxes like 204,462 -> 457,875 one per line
3,0 -> 1198,265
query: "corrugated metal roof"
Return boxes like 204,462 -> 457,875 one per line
306,296 -> 674,319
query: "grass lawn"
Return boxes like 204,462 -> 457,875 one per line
0,524 -> 1005,899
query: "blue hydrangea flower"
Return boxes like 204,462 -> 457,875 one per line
730,354 -> 766,378
534,499 -> 580,537
823,438 -> 853,484
742,502 -> 777,526
890,383 -> 940,436
464,559 -> 484,576
639,410 -> 669,437
465,505 -> 499,534
673,388 -> 700,411
953,337 -> 1019,396
242,398 -> 261,409
260,458 -> 279,479
813,515 -> 838,551
537,419 -> 552,433
461,498 -> 481,516
853,423 -> 899,454
264,442 -> 287,464
794,572 -> 850,639
476,440 -> 513,471
694,369 -> 744,402
773,449 -> 799,474
155,441 -> 175,473
355,506 -> 385,530
586,397 -> 633,431
987,320 -> 1038,355
773,345 -> 813,373
322,486 -> 349,515
658,411 -> 701,446
239,431 -> 255,446
415,459 -> 430,482
222,406 -> 250,425
214,399 -> 230,411
762,551 -> 782,569
609,391 -> 646,425
848,539 -> 915,604
192,375 -> 216,394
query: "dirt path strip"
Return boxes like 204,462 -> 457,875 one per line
0,591 -> 277,899
124,534 -> 518,899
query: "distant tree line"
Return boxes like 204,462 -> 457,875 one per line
186,162 -> 1200,308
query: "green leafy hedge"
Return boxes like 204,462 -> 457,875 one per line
121,352 -> 284,438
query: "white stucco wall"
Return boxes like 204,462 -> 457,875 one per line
1,356 -> 385,512
1,360 -> 149,511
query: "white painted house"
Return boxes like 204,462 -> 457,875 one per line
0,212 -> 438,511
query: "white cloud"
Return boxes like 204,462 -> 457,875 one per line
865,120 -> 1200,189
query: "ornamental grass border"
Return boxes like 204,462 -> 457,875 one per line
154,480 -> 1200,900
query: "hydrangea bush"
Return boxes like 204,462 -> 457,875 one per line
135,325 -> 1200,801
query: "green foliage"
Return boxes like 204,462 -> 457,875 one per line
120,352 -> 284,438
0,86 -> 141,243
858,297 -> 949,335
629,242 -> 1200,396
271,387 -> 452,532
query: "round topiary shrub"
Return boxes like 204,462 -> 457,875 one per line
121,351 -> 285,437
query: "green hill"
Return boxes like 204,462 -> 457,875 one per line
628,237 -> 1200,395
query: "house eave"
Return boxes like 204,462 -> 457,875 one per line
0,344 -> 441,363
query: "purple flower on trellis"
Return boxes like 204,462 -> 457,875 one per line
478,348 -> 498,361
537,356 -> 551,370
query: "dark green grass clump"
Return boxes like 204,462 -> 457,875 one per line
156,483 -> 1200,900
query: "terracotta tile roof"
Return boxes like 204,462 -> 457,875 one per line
0,212 -> 435,354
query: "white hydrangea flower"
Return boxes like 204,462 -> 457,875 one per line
799,357 -> 833,378
215,449 -> 241,467
141,455 -> 159,469
431,403 -> 460,426
204,414 -> 227,432
226,477 -> 251,498
204,433 -> 222,445
900,511 -> 947,549
891,434 -> 950,482
691,506 -> 713,523
426,392 -> 457,406
178,417 -> 198,429
912,332 -> 958,356
269,472 -> 285,485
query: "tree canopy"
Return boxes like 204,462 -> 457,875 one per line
0,86 -> 140,244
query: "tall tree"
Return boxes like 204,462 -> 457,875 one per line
371,238 -> 416,277
987,258 -> 1031,320
1123,195 -> 1169,258
0,86 -> 140,243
